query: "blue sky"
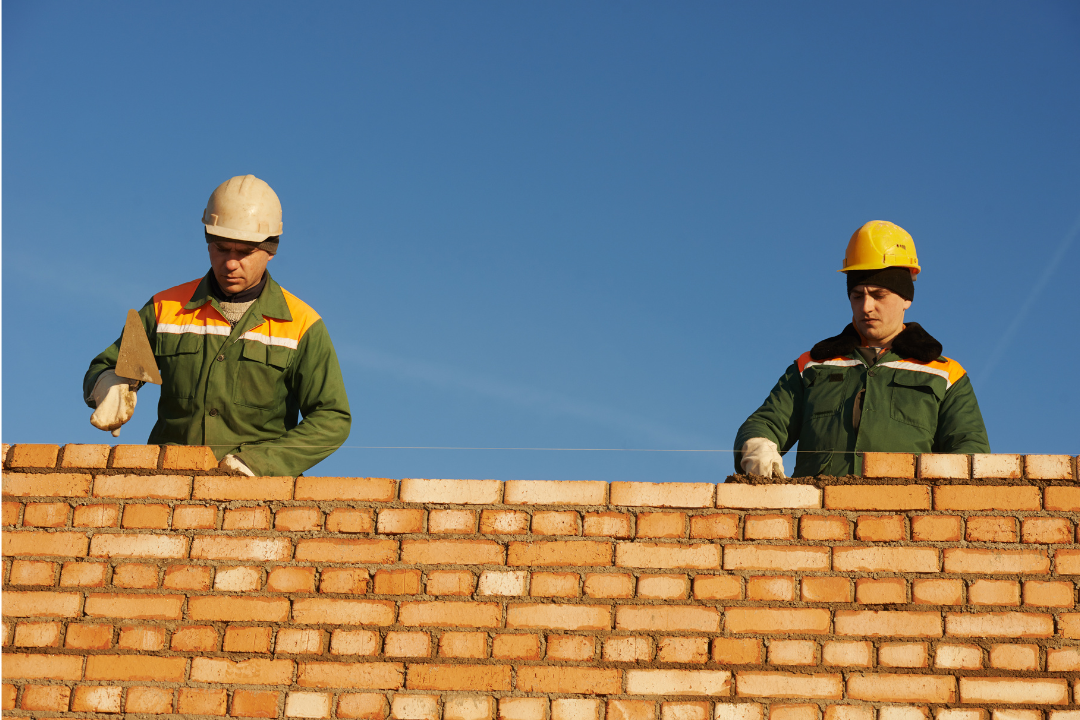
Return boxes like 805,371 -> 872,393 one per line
3,2 -> 1078,481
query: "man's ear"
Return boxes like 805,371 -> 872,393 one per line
902,299 -> 912,311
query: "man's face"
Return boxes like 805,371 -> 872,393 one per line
849,284 -> 911,346
208,239 -> 273,295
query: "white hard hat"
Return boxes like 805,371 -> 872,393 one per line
202,175 -> 283,243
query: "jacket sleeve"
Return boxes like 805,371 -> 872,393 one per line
231,319 -> 351,477
733,361 -> 804,473
933,373 -> 991,454
83,300 -> 158,407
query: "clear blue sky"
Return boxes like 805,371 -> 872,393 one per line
3,2 -> 1078,481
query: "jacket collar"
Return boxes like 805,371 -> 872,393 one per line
810,322 -> 942,363
185,271 -> 294,323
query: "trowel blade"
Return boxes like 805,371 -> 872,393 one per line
115,309 -> 162,385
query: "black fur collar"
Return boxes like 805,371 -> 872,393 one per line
810,322 -> 942,363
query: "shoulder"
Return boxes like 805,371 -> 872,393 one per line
152,278 -> 203,304
881,356 -> 968,389
277,286 -> 322,328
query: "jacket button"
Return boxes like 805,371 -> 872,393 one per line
867,370 -> 875,377
217,354 -> 225,362
209,408 -> 218,417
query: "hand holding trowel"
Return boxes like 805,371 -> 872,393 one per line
90,310 -> 161,437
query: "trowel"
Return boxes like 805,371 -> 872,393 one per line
115,309 -> 162,386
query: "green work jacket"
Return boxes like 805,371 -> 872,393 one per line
85,272 -> 351,477
734,323 -> 989,477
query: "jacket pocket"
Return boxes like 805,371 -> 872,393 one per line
805,368 -> 847,418
889,371 -> 943,431
233,340 -> 292,410
155,332 -> 203,400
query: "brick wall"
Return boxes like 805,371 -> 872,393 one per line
2,444 -> 1079,719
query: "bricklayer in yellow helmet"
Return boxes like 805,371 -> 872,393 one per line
840,220 -> 921,276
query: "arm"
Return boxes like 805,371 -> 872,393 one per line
231,319 -> 352,477
733,361 -> 804,473
83,300 -> 158,407
933,373 -> 990,453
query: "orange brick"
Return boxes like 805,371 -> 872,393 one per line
910,515 -> 962,541
20,683 -> 71,711
492,633 -> 541,659
724,545 -> 829,571
617,542 -> 720,569
89,532 -> 187,559
292,599 -> 395,626
989,643 -> 1039,670
428,509 -> 477,533
320,567 -> 371,594
295,661 -> 404,690
84,654 -> 187,682
499,697 -> 547,720
912,579 -> 963,605
110,444 -> 160,469
768,639 -> 816,666
189,535 -> 292,561
161,444 -> 218,470
611,481 -> 714,508
517,666 -> 620,694
1046,486 -> 1080,511
190,658 -> 294,685
624,669 -> 731,696
93,473 -> 190,499
1047,647 -> 1080,671
802,577 -> 851,603
968,578 -> 1020,606
223,506 -> 273,530
834,610 -> 941,638
112,562 -> 160,588
2,652 -> 82,680
170,504 -> 217,529
1023,580 -> 1074,607
637,512 -> 686,538
378,508 -> 425,534
59,561 -> 107,587
1022,517 -> 1072,543
72,685 -> 123,713
585,512 -> 633,538
326,508 -> 376,533
4,590 -> 82,617
799,515 -> 850,540
9,444 -> 60,468
747,576 -> 795,601
694,575 -> 742,600
1058,549 -> 1080,574
163,564 -> 213,590
937,484 -> 1041,511
171,625 -> 219,652
266,566 -> 316,593
126,685 -> 175,714
824,485 -> 928,510
400,478 -> 501,504
688,513 -> 739,539
193,474 -> 292,501
2,501 -> 20,526
13,621 -> 62,647
531,572 -> 580,597
548,634 -> 595,661
188,596 -> 291,622
965,515 -> 1017,542
657,637 -> 708,664
945,611 -> 1054,638
295,538 -> 396,563
427,570 -> 477,596
479,510 -> 530,534
295,476 -> 397,502
503,479 -> 607,504
60,444 -> 111,469
585,572 -> 635,598
533,510 -> 581,536
330,629 -> 380,656
848,673 -> 956,703
607,700 -> 655,720
944,548 -> 1050,574
958,677 -> 1066,704
86,592 -> 183,619
178,687 -> 228,716
917,453 -> 969,479
878,643 -> 928,668
509,603 -> 611,630
402,539 -> 504,565
744,514 -> 794,540
834,546 -> 939,573
231,689 -> 281,718
2,530 -> 89,557
9,559 -> 57,585
616,605 -> 719,632
553,699 -> 600,720
384,631 -> 432,657
604,636 -> 653,662
725,608 -> 831,635
65,623 -> 114,649
2,472 -> 91,497
855,515 -> 905,541
121,503 -> 171,529
118,625 -> 167,650
821,641 -> 872,667
374,569 -> 422,595
638,574 -> 689,600
338,693 -> 389,720
855,578 -> 907,604
275,506 -> 323,531
439,631 -> 487,658
508,540 -> 612,567
861,452 -> 915,478
22,502 -> 69,527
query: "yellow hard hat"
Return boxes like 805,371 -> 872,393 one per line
839,220 -> 920,276
202,175 -> 283,243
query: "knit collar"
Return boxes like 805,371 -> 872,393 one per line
809,322 -> 943,363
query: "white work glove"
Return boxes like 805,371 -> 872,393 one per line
219,454 -> 256,477
90,369 -> 139,437
740,438 -> 787,478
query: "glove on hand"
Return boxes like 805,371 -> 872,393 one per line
219,454 -> 256,477
740,438 -> 787,478
90,369 -> 138,437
